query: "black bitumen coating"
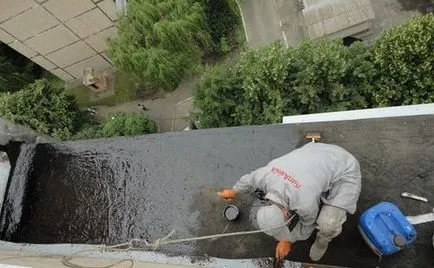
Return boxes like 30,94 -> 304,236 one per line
1,115 -> 433,268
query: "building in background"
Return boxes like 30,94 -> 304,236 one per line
301,0 -> 375,40
0,0 -> 121,82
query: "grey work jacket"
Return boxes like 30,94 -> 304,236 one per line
233,143 -> 362,242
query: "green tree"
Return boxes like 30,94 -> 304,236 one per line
192,62 -> 243,128
284,40 -> 374,115
233,42 -> 289,125
192,40 -> 375,128
107,0 -> 211,91
0,79 -> 82,140
372,14 -> 434,106
100,112 -> 157,137
192,16 -> 434,130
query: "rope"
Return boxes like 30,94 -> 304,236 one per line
112,213 -> 295,251
0,253 -> 133,268
62,254 -> 133,268
1,214 -> 295,268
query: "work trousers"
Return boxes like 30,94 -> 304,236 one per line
315,204 -> 347,242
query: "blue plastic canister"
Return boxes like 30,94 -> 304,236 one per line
359,202 -> 417,256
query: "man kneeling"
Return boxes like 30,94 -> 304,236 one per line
217,142 -> 362,261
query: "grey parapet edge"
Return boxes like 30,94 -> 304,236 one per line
0,240 -> 345,268
0,117 -> 57,146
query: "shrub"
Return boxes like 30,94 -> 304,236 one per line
0,79 -> 82,140
372,14 -> 434,106
192,62 -> 243,128
101,113 -> 157,137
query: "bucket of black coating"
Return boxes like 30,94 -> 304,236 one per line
224,205 -> 240,221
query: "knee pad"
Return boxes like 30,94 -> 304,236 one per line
317,205 -> 347,233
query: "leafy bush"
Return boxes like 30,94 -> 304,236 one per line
233,42 -> 289,125
107,0 -> 211,91
193,41 -> 375,128
0,79 -> 156,141
193,15 -> 434,129
192,62 -> 243,128
372,14 -> 434,106
101,113 -> 157,137
73,113 -> 157,140
283,40 -> 375,115
217,37 -> 231,54
0,79 -> 83,140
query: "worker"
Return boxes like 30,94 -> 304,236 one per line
217,142 -> 361,261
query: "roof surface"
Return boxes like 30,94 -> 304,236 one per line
302,0 -> 375,39
1,115 -> 433,267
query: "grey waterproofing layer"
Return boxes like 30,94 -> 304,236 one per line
0,115 -> 433,267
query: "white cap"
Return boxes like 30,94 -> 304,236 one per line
257,204 -> 292,241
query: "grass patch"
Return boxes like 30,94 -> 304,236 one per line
91,86 -> 136,106
65,85 -> 90,106
65,72 -> 137,107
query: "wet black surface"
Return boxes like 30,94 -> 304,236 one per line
1,116 -> 433,268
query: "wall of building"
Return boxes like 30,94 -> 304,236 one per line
0,0 -> 120,81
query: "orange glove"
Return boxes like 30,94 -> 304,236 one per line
217,189 -> 236,200
275,241 -> 292,260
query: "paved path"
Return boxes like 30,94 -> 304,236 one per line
237,0 -> 284,48
237,0 -> 304,48
274,0 -> 304,47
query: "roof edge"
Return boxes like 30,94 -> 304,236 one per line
282,104 -> 434,124
0,241 -> 346,268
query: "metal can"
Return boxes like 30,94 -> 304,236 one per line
224,205 -> 240,221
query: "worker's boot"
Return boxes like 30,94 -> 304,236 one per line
309,234 -> 329,261
310,205 -> 347,261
